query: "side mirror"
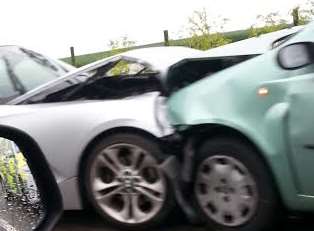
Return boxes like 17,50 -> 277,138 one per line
277,42 -> 314,70
0,127 -> 63,231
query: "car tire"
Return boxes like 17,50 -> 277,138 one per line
193,136 -> 280,231
82,133 -> 175,230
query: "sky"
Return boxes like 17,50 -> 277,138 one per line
0,0 -> 308,58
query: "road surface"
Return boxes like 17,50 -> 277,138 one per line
54,210 -> 314,231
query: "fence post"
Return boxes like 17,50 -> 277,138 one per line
70,46 -> 76,66
163,30 -> 169,46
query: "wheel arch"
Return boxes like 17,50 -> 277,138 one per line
184,124 -> 263,154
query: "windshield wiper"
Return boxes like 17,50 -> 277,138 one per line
3,57 -> 26,95
20,48 -> 59,72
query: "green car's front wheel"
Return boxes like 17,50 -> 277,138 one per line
193,137 -> 280,231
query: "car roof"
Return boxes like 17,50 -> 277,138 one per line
196,26 -> 304,58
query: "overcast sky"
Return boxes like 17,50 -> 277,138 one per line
0,0 -> 308,58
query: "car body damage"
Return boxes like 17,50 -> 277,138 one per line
168,22 -> 314,211
0,33 -> 287,216
0,43 -> 279,212
0,47 -> 208,210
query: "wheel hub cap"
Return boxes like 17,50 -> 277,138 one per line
195,155 -> 258,227
118,169 -> 140,190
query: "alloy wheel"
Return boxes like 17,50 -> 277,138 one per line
89,143 -> 166,224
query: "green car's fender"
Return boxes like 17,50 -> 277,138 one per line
169,92 -> 304,210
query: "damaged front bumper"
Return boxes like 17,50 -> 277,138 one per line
159,133 -> 202,224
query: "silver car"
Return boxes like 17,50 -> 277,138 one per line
0,47 -> 200,229
0,46 -> 256,229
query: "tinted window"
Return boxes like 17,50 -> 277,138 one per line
0,46 -> 68,103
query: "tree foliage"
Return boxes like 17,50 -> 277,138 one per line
291,1 -> 314,25
184,8 -> 231,50
248,12 -> 288,38
107,36 -> 136,57
108,35 -> 136,50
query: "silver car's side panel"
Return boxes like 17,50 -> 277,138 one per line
58,177 -> 82,209
0,92 -> 168,209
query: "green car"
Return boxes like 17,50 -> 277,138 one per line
168,22 -> 314,230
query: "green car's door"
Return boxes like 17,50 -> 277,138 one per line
277,24 -> 314,196
286,70 -> 314,195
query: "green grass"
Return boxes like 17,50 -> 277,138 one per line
61,29 -> 250,67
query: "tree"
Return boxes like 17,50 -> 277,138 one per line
248,12 -> 288,38
108,35 -> 136,51
184,8 -> 231,50
291,1 -> 314,26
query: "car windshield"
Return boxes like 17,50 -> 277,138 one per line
0,46 -> 68,104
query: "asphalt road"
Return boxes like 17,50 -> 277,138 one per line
54,210 -> 314,231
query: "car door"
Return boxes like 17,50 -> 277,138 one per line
286,69 -> 314,195
270,24 -> 314,196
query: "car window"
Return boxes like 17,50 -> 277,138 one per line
0,59 -> 17,99
0,46 -> 68,103
14,58 -> 61,90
